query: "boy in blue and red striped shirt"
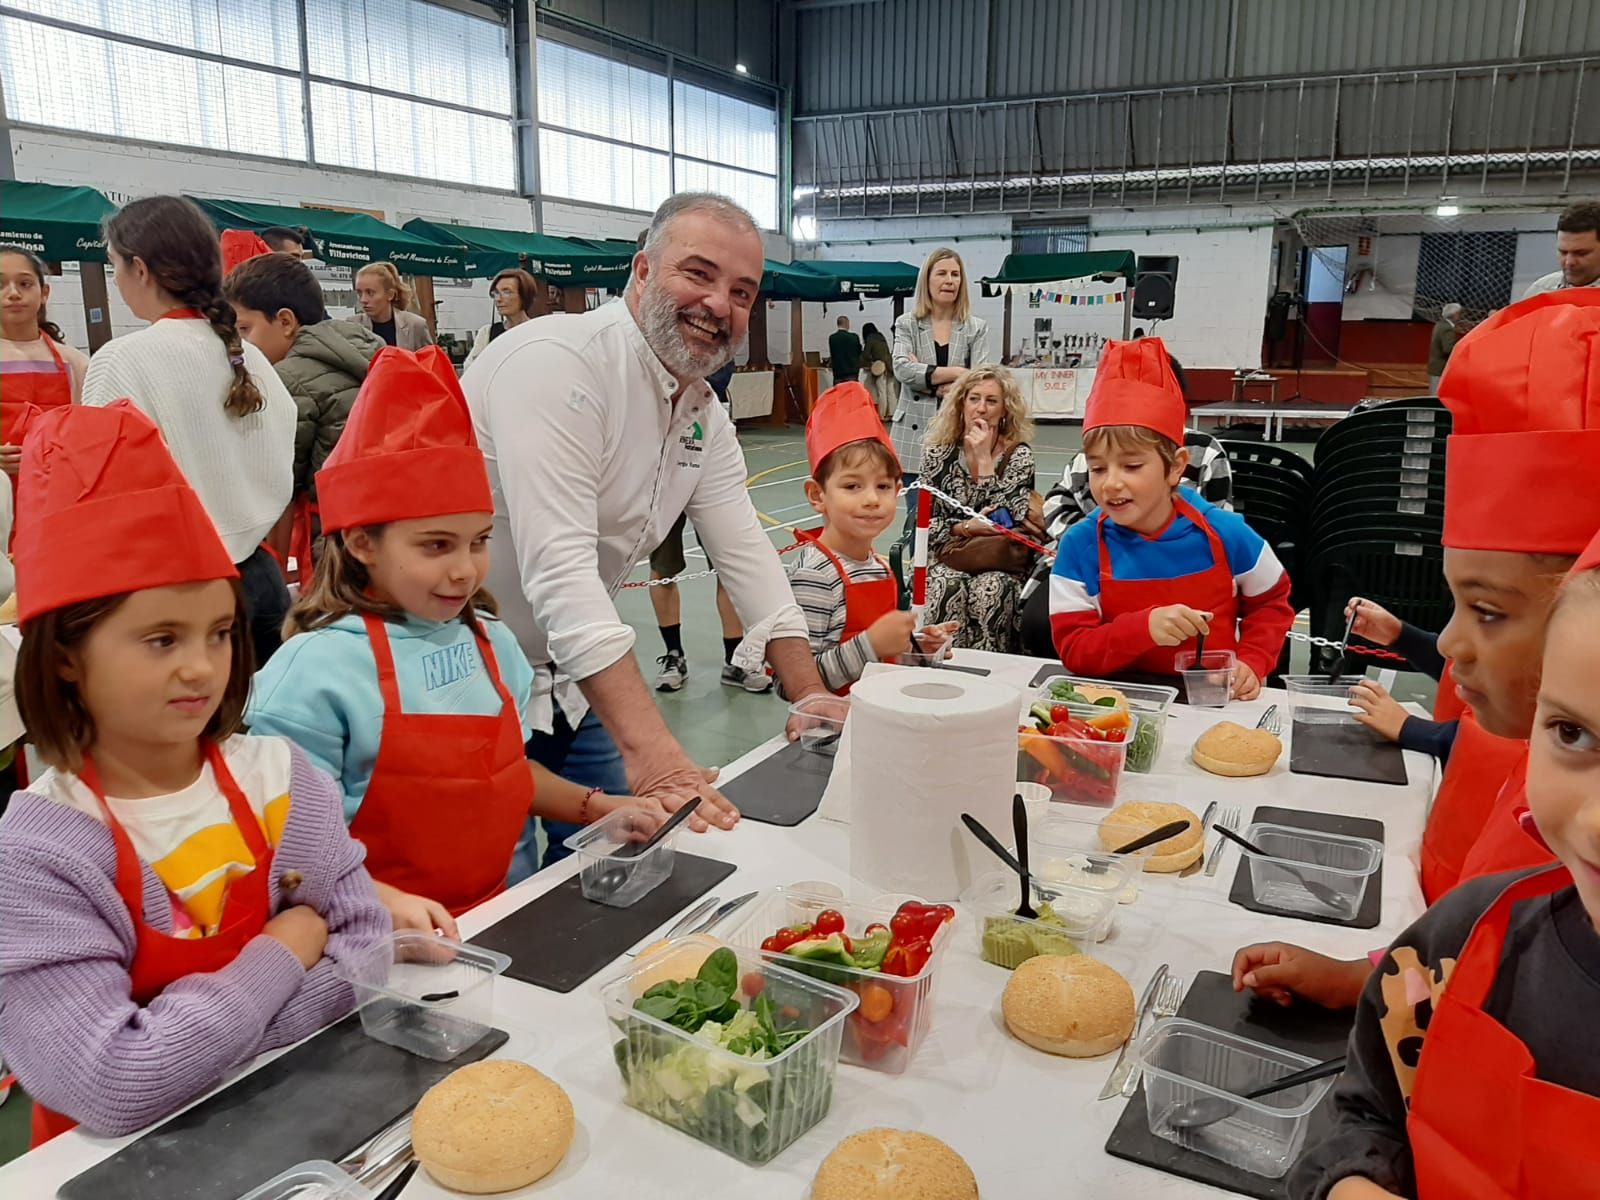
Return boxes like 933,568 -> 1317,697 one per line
1047,339 -> 1293,700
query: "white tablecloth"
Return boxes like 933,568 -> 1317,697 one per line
1011,366 -> 1097,420
727,370 -> 775,420
0,649 -> 1435,1199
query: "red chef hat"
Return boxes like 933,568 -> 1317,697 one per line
1577,525 -> 1600,574
1082,337 -> 1187,446
2,400 -> 42,447
221,229 -> 272,277
807,380 -> 899,476
13,401 -> 237,624
1442,289 -> 1600,553
316,345 -> 493,533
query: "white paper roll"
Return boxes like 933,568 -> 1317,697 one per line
847,668 -> 1019,901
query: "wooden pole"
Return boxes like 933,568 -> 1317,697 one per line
561,286 -> 586,313
748,301 -> 770,367
412,276 -> 438,338
80,262 -> 113,352
1002,288 -> 1014,363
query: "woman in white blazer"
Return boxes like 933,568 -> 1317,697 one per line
891,246 -> 989,545
353,261 -> 436,350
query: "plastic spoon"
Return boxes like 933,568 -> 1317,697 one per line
1211,826 -> 1355,917
1012,793 -> 1037,919
594,799 -> 702,897
1329,602 -> 1359,682
960,812 -> 1048,908
1167,1055 -> 1348,1130
1086,820 -> 1194,874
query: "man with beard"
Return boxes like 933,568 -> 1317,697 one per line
463,193 -> 831,873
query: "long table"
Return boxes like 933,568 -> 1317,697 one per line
1,649 -> 1435,1198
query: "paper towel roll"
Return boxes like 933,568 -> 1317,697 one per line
847,668 -> 1019,901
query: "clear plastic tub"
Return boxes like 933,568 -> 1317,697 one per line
1282,674 -> 1366,727
600,935 -> 856,1164
1018,718 -> 1134,806
1175,650 -> 1237,708
334,931 -> 509,1062
1027,805 -> 1154,903
1032,676 -> 1177,773
564,806 -> 679,907
1134,1018 -> 1336,1179
724,888 -> 951,1074
1242,822 -> 1384,918
235,1161 -> 370,1200
787,693 -> 847,757
961,870 -> 1118,968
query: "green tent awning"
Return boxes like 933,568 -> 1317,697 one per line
192,198 -> 469,276
981,250 -> 1138,292
0,180 -> 116,263
402,219 -> 633,286
796,259 -> 920,298
761,259 -> 844,302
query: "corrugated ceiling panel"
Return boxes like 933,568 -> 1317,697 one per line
795,0 -> 984,112
1522,0 -> 1600,56
1234,0 -> 1520,77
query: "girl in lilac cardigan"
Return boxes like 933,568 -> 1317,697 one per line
0,401 -> 390,1140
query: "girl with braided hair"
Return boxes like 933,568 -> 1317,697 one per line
83,195 -> 297,665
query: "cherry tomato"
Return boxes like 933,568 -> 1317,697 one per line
741,971 -> 766,998
813,909 -> 846,936
864,922 -> 890,938
760,934 -> 784,952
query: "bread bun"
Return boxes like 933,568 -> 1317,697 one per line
1192,720 -> 1282,778
412,1061 -> 574,1194
1002,955 -> 1135,1057
1098,801 -> 1203,872
811,1129 -> 979,1199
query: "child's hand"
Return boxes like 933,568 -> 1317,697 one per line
263,905 -> 330,969
1348,679 -> 1408,741
1345,596 -> 1402,647
1330,1179 -> 1407,1199
1149,605 -> 1212,647
373,880 -> 459,940
867,609 -> 917,658
1231,941 -> 1369,1009
0,445 -> 21,477
1231,661 -> 1262,701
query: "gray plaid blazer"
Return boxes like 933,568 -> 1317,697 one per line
889,312 -> 990,474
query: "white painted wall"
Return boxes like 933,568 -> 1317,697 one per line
1512,229 -> 1559,298
1343,234 -> 1421,320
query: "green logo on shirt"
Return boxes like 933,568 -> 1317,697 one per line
678,421 -> 705,462
691,421 -> 703,441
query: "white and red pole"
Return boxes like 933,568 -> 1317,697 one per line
911,485 -> 932,626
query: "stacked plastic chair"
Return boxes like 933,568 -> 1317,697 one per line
1303,399 -> 1452,672
1217,440 -> 1314,680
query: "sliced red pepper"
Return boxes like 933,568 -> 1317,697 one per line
882,935 -> 933,977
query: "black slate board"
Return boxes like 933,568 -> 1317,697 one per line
1228,806 -> 1385,930
472,852 -> 735,993
57,1017 -> 508,1200
1105,970 -> 1354,1200
1290,717 -> 1409,786
718,738 -> 832,826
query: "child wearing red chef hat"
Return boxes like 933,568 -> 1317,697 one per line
247,347 -> 680,930
1048,337 -> 1294,699
787,381 -> 955,694
1292,526 -> 1600,1200
0,402 -> 390,1144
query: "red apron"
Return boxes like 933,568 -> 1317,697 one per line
347,613 -> 534,915
31,742 -> 275,1146
1095,494 -> 1240,676
1419,711 -> 1529,904
1407,864 -> 1600,1197
2,331 -> 73,531
797,529 -> 900,694
1433,660 -> 1468,722
1456,755 -> 1555,887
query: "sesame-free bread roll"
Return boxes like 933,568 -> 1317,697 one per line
811,1129 -> 980,1200
411,1060 -> 574,1194
1001,954 -> 1135,1058
1097,801 -> 1204,872
1192,720 -> 1283,778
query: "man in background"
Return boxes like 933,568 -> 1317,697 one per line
261,226 -> 307,256
828,314 -> 862,386
1523,202 -> 1600,297
1428,302 -> 1462,393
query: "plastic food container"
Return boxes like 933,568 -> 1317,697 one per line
601,935 -> 856,1164
1175,650 -> 1237,708
725,888 -> 951,1074
1134,1018 -> 1336,1178
961,870 -> 1118,969
235,1161 -> 371,1200
1018,716 -> 1135,806
1282,674 -> 1366,727
787,693 -> 847,757
1027,804 -> 1157,902
1033,676 -> 1178,773
334,931 -> 509,1062
1242,822 -> 1384,918
564,806 -> 679,907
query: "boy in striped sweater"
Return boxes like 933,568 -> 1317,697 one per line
1048,339 -> 1293,700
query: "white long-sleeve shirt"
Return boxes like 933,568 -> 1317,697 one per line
462,299 -> 806,733
81,319 -> 296,562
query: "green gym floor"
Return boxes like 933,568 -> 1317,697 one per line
0,421 -> 1435,1164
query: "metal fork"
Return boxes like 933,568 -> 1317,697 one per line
1122,973 -> 1187,1097
1256,704 -> 1282,735
1204,805 -> 1244,876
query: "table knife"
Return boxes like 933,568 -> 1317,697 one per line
691,890 -> 759,935
1099,962 -> 1168,1100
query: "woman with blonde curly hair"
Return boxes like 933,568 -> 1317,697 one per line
920,364 -> 1037,653
354,261 -> 435,350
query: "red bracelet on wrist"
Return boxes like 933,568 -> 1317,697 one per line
580,787 -> 601,824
